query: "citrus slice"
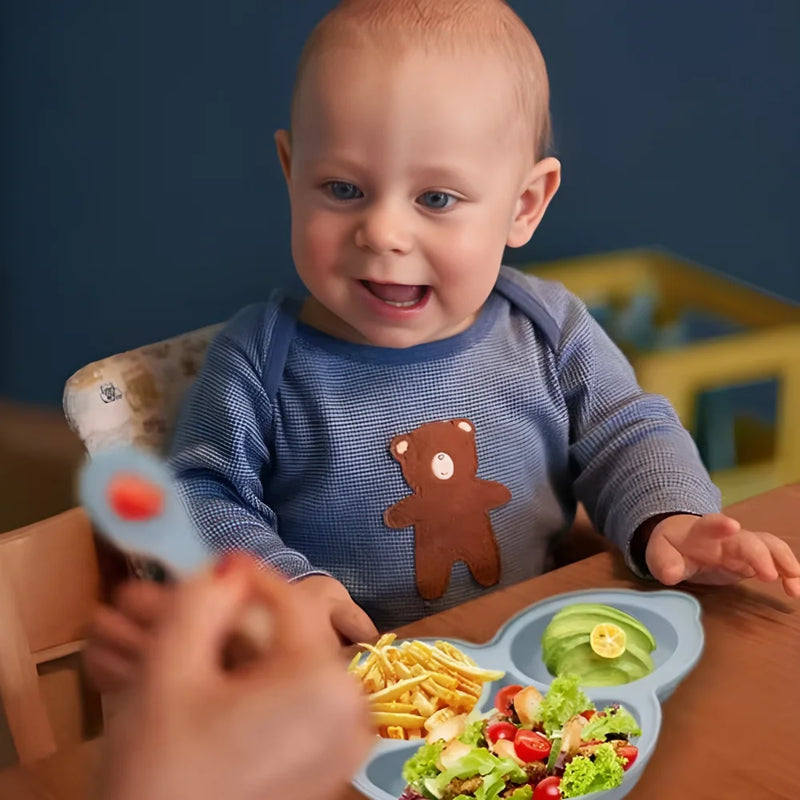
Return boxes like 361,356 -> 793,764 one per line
589,623 -> 627,659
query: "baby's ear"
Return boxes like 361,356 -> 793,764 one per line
507,156 -> 561,248
274,129 -> 292,185
389,437 -> 410,461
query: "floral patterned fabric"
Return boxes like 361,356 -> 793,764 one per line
63,323 -> 222,580
63,324 -> 221,456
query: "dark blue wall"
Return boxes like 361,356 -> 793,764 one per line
2,1 -> 798,406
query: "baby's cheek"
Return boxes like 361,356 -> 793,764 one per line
297,213 -> 347,270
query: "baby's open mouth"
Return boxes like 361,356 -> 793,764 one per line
361,280 -> 430,308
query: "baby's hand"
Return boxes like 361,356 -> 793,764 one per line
292,575 -> 379,649
84,579 -> 172,694
645,513 -> 800,597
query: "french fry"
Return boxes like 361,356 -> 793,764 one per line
370,702 -> 418,714
368,674 -> 430,704
348,635 -> 504,739
371,711 -> 430,728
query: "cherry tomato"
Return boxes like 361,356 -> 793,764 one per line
493,684 -> 523,715
486,721 -> 519,744
533,775 -> 561,800
618,744 -> 638,771
580,709 -> 596,721
514,729 -> 551,762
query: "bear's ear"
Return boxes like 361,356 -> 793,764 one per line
389,437 -> 410,460
452,419 -> 473,433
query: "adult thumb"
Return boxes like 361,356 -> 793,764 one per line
147,556 -> 251,687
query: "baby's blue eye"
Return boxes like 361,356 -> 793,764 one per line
326,181 -> 363,200
419,191 -> 457,210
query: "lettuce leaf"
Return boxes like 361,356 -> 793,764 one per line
458,719 -> 487,747
432,748 -> 527,790
429,747 -> 527,800
581,706 -> 641,741
560,744 -> 625,798
534,674 -> 594,736
402,741 -> 445,788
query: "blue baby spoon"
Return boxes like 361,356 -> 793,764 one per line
79,444 -> 274,655
78,444 -> 213,577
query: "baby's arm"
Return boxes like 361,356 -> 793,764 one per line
551,288 -> 719,571
169,310 -> 376,642
553,289 -> 800,596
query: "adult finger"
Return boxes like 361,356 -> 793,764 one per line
145,557 -> 252,689
85,604 -> 150,658
82,643 -> 137,693
242,563 -> 342,662
115,579 -> 172,628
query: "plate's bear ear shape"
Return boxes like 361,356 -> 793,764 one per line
453,419 -> 473,433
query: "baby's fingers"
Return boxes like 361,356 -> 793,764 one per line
331,601 -> 379,647
782,576 -> 800,598
757,534 -> 800,597
760,534 -> 800,579
646,535 -> 690,585
729,533 -> 780,582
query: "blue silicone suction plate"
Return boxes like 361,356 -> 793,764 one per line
352,588 -> 704,800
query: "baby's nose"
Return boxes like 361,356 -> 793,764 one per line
354,202 -> 413,255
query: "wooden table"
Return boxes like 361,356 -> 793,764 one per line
2,484 -> 798,800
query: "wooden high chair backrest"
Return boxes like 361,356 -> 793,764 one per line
0,508 -> 101,764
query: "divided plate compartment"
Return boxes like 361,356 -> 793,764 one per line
353,588 -> 704,800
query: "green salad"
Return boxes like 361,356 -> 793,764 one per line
399,675 -> 641,800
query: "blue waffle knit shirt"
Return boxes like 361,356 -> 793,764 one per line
169,266 -> 720,630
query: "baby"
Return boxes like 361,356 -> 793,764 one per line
88,0 -> 800,680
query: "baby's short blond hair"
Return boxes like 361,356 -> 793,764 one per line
291,0 -> 553,160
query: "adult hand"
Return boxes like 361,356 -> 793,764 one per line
98,554 -> 374,800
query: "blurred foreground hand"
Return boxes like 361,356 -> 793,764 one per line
97,553 -> 374,800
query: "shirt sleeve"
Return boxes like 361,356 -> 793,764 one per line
168,305 -> 329,581
553,288 -> 721,576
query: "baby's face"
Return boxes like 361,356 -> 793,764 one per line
278,42 -> 541,348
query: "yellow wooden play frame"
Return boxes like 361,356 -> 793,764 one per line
523,249 -> 800,504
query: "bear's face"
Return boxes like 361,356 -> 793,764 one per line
431,451 -> 455,480
389,419 -> 478,490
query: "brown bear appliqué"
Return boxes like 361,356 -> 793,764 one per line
384,418 -> 511,600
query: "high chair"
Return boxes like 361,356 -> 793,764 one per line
0,508 -> 103,765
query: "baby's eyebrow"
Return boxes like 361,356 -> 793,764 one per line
410,165 -> 479,194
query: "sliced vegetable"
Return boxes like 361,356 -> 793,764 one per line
513,729 -> 551,762
494,684 -> 523,716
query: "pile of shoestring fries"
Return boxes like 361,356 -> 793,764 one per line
348,633 -> 504,740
